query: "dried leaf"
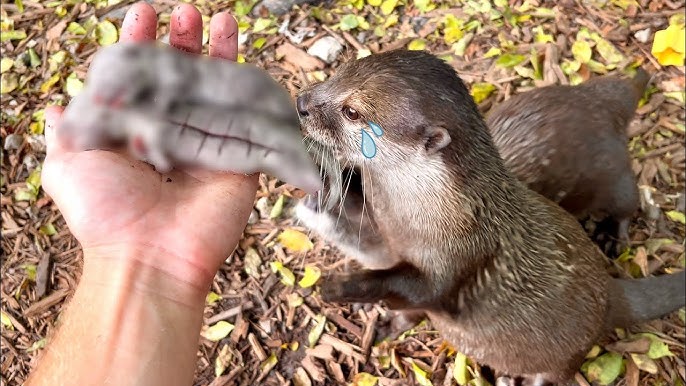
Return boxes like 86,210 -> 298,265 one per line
629,353 -> 658,374
201,321 -> 235,341
582,352 -> 624,385
651,23 -> 685,67
287,292 -> 303,307
26,338 -> 46,353
261,352 -> 278,372
244,247 -> 262,278
65,73 -> 84,97
206,291 -> 222,305
270,261 -> 296,286
298,265 -> 321,288
352,372 -> 379,386
308,314 -> 326,347
95,20 -> 118,46
214,344 -> 232,377
411,361 -> 434,386
277,229 -> 313,253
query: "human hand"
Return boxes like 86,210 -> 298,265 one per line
42,2 -> 258,292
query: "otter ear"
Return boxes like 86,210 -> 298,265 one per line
422,126 -> 451,154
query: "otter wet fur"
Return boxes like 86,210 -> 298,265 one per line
485,69 -> 649,252
294,49 -> 685,385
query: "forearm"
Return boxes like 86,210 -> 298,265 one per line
26,246 -> 209,386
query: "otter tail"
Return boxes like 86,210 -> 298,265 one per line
606,270 -> 685,328
629,67 -> 651,101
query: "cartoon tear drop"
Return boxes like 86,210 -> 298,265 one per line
368,121 -> 384,137
361,129 -> 377,158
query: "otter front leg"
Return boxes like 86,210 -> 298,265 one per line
321,262 -> 437,310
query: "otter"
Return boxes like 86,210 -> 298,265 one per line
294,49 -> 685,385
485,69 -> 649,252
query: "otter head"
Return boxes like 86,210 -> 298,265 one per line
296,49 -> 489,172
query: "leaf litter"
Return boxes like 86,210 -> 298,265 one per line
0,0 -> 684,385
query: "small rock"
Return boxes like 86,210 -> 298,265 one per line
238,32 -> 249,46
639,186 -> 661,221
634,28 -> 651,44
307,36 -> 343,64
23,154 -> 39,170
252,0 -> 322,16
248,209 -> 260,225
27,135 -> 46,153
255,197 -> 272,219
3,133 -> 23,151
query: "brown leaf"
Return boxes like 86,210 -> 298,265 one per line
46,20 -> 68,41
276,42 -> 325,72
35,253 -> 51,299
632,246 -> 649,277
606,336 -> 652,354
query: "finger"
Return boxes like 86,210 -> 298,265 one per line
44,105 -> 66,158
209,12 -> 238,61
169,4 -> 203,54
120,2 -> 158,43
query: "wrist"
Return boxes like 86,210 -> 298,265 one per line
81,243 -> 214,308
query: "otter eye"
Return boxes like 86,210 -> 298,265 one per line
342,106 -> 360,121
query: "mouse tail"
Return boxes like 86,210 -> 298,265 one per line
605,270 -> 685,329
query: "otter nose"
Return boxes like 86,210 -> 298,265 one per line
296,94 -> 310,117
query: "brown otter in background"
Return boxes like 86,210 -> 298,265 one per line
485,70 -> 649,252
294,49 -> 685,385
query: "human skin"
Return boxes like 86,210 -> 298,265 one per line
25,3 -> 257,386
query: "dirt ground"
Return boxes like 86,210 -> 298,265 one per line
1,0 -> 684,385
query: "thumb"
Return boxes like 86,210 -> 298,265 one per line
44,105 -> 66,158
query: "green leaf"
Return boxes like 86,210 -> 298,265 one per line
39,223 -> 57,236
638,333 -> 674,359
269,194 -> 285,219
380,0 -> 399,15
26,338 -> 46,353
298,265 -> 321,288
407,39 -> 426,51
1,73 -> 18,94
593,37 -> 624,64
664,91 -> 685,104
0,311 -> 14,330
234,0 -> 257,17
0,30 -> 27,42
27,48 -> 40,68
352,372 -> 379,386
495,53 -> 526,67
572,40 -> 593,63
269,261 -> 295,286
452,33 -> 473,56
206,291 -> 222,305
1,58 -> 14,73
533,26 -> 554,43
411,361 -> 433,386
253,37 -> 267,49
483,47 -> 501,58
453,352 -> 471,385
339,14 -> 359,31
308,314 -> 326,347
582,352 -> 624,385
470,82 -> 496,104
15,0 -> 24,13
67,22 -> 86,35
95,20 -> 118,46
201,321 -> 235,341
413,0 -> 435,12
253,18 -> 272,33
666,210 -> 686,224
22,264 -> 37,281
65,73 -> 83,97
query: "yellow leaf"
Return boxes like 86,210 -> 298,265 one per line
270,194 -> 285,219
253,37 -> 267,49
470,82 -> 496,104
201,321 -> 235,341
651,23 -> 686,66
206,291 -> 222,305
593,36 -> 624,64
95,20 -> 118,46
453,352 -> 471,385
383,14 -> 399,28
357,48 -> 372,59
629,353 -> 658,374
533,26 -> 554,43
0,73 -> 18,94
244,247 -> 262,278
666,210 -> 686,224
26,338 -> 46,353
214,344 -> 232,377
277,229 -> 313,253
298,265 -> 321,288
308,314 -> 326,347
287,292 -> 303,307
411,361 -> 434,386
65,73 -> 83,97
572,40 -> 592,63
261,352 -> 278,372
352,372 -> 379,386
1,58 -> 13,73
380,0 -> 399,15
367,0 -> 382,5
483,47 -> 501,58
253,18 -> 272,33
407,39 -> 426,51
270,261 -> 296,286
1,311 -> 14,330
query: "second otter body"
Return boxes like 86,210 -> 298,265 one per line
294,50 -> 685,384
